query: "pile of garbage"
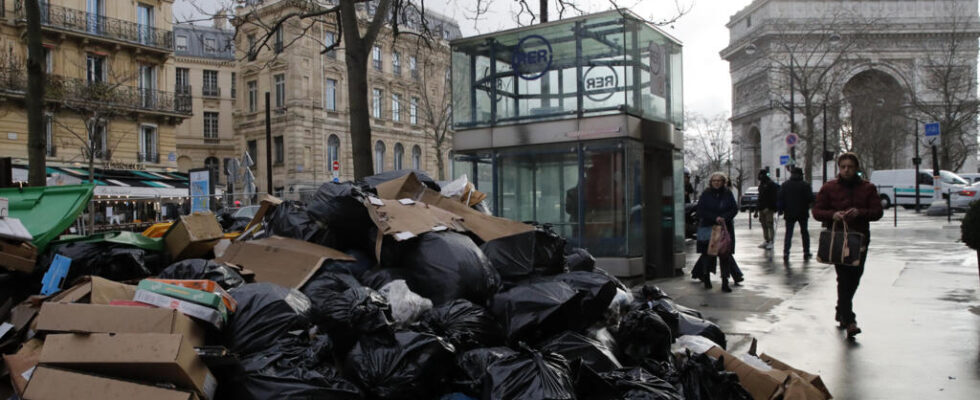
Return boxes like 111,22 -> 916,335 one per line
0,171 -> 832,399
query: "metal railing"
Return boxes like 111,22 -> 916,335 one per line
202,86 -> 220,97
0,65 -> 192,116
137,152 -> 159,163
15,0 -> 174,52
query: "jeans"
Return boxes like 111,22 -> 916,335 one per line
759,209 -> 775,243
783,217 -> 811,255
835,235 -> 871,325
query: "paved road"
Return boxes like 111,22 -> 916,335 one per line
646,208 -> 978,399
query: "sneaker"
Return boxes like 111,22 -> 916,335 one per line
846,323 -> 862,338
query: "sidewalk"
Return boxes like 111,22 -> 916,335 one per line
646,208 -> 979,399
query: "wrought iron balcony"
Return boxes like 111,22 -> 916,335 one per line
15,1 -> 174,53
137,152 -> 160,163
0,64 -> 192,116
202,86 -> 221,98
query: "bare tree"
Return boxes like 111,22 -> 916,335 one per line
464,0 -> 690,29
413,45 -> 452,180
683,112 -> 732,186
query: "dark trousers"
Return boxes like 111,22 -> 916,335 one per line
783,217 -> 810,255
692,253 -> 741,282
834,236 -> 870,325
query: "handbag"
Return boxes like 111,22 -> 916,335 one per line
707,221 -> 732,256
816,220 -> 866,266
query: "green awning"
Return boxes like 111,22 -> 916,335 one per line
132,171 -> 162,180
141,180 -> 170,188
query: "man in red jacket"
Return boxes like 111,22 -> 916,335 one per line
812,152 -> 883,338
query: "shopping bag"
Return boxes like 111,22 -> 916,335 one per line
707,222 -> 732,256
816,220 -> 865,266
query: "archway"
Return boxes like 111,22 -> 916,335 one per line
747,126 -> 762,183
841,69 -> 908,171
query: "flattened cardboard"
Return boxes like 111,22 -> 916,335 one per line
374,172 -> 428,200
364,197 -> 467,239
760,353 -> 833,400
34,302 -> 206,347
23,366 -> 199,400
418,188 -> 534,242
164,213 -> 223,260
39,333 -> 216,399
706,346 -> 787,400
51,276 -> 138,305
2,338 -> 42,395
0,239 -> 37,273
216,236 -> 354,289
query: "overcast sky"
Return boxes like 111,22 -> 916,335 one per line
174,0 -> 755,118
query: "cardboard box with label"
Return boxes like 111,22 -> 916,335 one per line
34,302 -> 206,347
39,333 -> 216,399
23,366 -> 199,400
216,236 -> 354,289
148,279 -> 237,312
137,280 -> 228,315
164,213 -> 223,260
133,290 -> 224,329
705,346 -> 832,400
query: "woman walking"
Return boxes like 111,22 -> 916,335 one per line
692,172 -> 742,292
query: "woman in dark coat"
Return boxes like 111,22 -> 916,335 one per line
692,172 -> 742,292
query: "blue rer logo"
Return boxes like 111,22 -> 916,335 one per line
512,35 -> 553,80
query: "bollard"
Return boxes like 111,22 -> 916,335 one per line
947,189 -> 952,223
893,188 -> 897,227
748,209 -> 752,230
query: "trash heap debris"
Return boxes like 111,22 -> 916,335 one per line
0,172 -> 833,400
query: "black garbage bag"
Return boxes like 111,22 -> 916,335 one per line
361,169 -> 441,192
301,272 -> 394,355
264,200 -> 331,244
157,259 -> 245,290
344,331 -> 456,400
373,232 -> 500,306
307,182 -> 371,229
615,310 -> 673,365
484,346 -> 575,400
550,271 -> 619,330
565,247 -> 596,272
490,281 -> 586,344
641,359 -> 682,386
637,285 -> 726,349
576,366 -> 684,400
679,352 -> 752,400
39,242 -> 155,283
480,223 -> 567,281
225,283 -> 313,356
233,334 -> 363,400
639,285 -> 703,318
452,347 -> 517,396
540,330 -> 622,374
418,299 -> 504,352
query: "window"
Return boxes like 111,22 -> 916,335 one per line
394,143 -> 404,170
324,31 -> 336,59
746,15 -> 752,28
274,74 -> 286,109
44,114 -> 55,157
87,0 -> 103,34
42,47 -> 51,74
274,136 -> 284,164
409,56 -> 417,80
247,139 -> 258,166
137,4 -> 153,45
391,93 -> 400,122
231,72 -> 236,98
247,34 -> 256,61
327,134 -> 340,171
204,37 -> 216,53
205,157 -> 220,181
247,80 -> 257,112
374,140 -> 386,173
176,35 -> 188,51
372,46 -> 382,71
138,64 -> 156,108
410,97 -> 418,124
175,68 -> 189,93
372,88 -> 382,118
86,54 -> 105,83
412,145 -> 421,170
89,120 -> 107,160
203,70 -> 219,97
139,125 -> 158,163
325,78 -> 337,110
274,25 -> 283,53
392,52 -> 400,75
203,112 -> 219,139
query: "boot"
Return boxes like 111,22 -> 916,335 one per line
846,323 -> 862,338
702,276 -> 712,289
721,279 -> 732,293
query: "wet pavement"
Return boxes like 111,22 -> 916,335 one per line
645,208 -> 979,399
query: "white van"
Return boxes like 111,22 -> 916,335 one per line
868,169 -> 969,208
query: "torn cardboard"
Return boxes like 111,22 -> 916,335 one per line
418,188 -> 534,242
373,172 -> 429,201
240,194 -> 283,238
216,236 -> 354,289
23,366 -> 199,400
49,276 -> 137,305
364,196 -> 470,260
0,239 -> 37,273
34,302 -> 206,347
761,353 -> 833,400
39,333 -> 216,399
164,213 -> 223,260
2,338 -> 42,395
705,346 -> 830,400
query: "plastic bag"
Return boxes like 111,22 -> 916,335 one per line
565,247 -> 596,272
307,182 -> 373,251
549,271 -> 619,330
579,366 -> 685,400
615,309 -> 673,365
225,283 -> 313,356
263,201 -> 331,244
157,259 -> 245,290
679,352 -> 752,400
439,175 -> 470,198
39,242 -> 158,284
379,280 -> 433,326
638,285 -> 726,349
484,346 -> 575,400
301,272 -> 394,355
480,223 -> 566,281
418,299 -> 504,352
540,330 -> 622,373
344,331 -> 456,400
452,347 -> 517,396
489,281 -> 585,344
233,334 -> 362,400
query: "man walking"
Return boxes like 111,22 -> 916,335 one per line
812,152 -> 883,338
779,167 -> 814,261
756,169 -> 779,250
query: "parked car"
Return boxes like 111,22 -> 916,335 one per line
959,173 -> 980,185
740,186 -> 759,211
869,169 -> 969,209
951,181 -> 980,211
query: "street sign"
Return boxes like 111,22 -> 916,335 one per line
924,122 -> 940,137
785,133 -> 799,147
779,155 -> 790,165
332,160 -> 340,171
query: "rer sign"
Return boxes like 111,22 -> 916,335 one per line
779,155 -> 790,166
924,122 -> 940,137
512,35 -> 553,80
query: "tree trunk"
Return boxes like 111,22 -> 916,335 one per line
804,111 -> 817,182
26,0 -> 46,187
434,139 -> 445,180
88,139 -> 96,231
345,44 -> 373,179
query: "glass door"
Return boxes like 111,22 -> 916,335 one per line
86,0 -> 103,34
139,64 -> 156,108
137,4 -> 154,45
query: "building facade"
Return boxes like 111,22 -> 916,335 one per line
0,0 -> 188,171
233,0 -> 460,196
721,0 -> 980,188
173,23 -> 237,184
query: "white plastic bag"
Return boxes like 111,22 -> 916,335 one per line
379,280 -> 433,326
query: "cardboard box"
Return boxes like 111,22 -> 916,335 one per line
418,187 -> 534,242
240,194 -> 283,236
34,302 -> 206,347
133,290 -> 224,329
705,346 -> 830,400
49,276 -> 138,305
137,280 -> 225,311
216,236 -> 354,289
164,213 -> 223,260
760,353 -> 833,400
148,279 -> 237,312
23,366 -> 199,400
2,338 -> 43,395
39,333 -> 216,399
0,239 -> 37,273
